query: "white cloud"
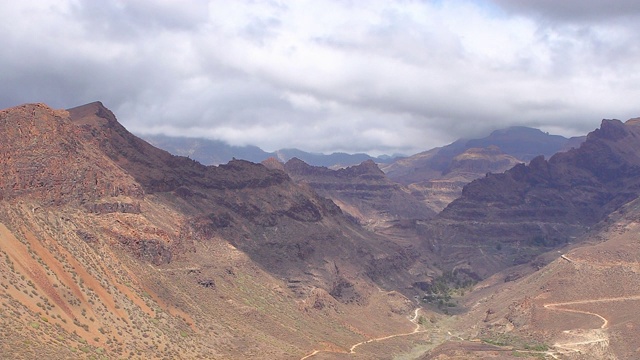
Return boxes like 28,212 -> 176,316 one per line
1,0 -> 640,156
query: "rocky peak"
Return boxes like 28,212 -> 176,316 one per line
67,101 -> 117,126
0,103 -> 142,204
341,159 -> 384,177
284,157 -> 315,174
67,102 -> 291,193
260,157 -> 285,171
590,119 -> 628,141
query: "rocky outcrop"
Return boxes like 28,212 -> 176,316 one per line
0,103 -> 143,205
283,158 -> 436,225
85,201 -> 141,214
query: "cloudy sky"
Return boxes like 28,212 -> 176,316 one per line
2,1 -> 640,155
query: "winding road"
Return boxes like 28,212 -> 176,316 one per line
300,307 -> 426,359
539,254 -> 640,356
302,253 -> 640,359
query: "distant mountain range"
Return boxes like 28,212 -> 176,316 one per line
142,127 -> 586,172
143,127 -> 587,215
141,133 -> 396,168
380,126 -> 586,213
382,126 -> 585,184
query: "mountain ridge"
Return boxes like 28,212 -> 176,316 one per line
419,117 -> 640,278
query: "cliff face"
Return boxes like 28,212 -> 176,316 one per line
421,119 -> 640,277
444,119 -> 640,223
282,157 -> 436,226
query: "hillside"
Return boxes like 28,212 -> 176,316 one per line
0,102 -> 430,359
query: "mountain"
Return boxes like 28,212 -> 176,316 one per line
142,133 -> 271,165
142,133 -> 396,168
382,126 -> 573,185
419,118 -> 640,278
464,126 -> 570,161
381,126 -> 585,213
5,101 -> 640,360
278,158 -> 437,227
0,102 -> 426,359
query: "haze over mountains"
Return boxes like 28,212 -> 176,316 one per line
142,126 -> 585,170
142,134 -> 395,169
2,101 -> 640,359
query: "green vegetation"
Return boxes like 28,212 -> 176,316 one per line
523,343 -> 549,351
531,235 -> 568,248
482,335 -> 550,358
482,338 -> 508,347
421,269 -> 477,312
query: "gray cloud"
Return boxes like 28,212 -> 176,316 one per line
1,0 -> 639,156
490,0 -> 640,22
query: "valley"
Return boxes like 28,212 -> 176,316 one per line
2,101 -> 640,359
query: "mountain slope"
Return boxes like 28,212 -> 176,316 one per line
0,103 -> 143,204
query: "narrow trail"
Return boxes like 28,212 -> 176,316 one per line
540,254 -> 640,356
542,294 -> 640,354
300,307 -> 427,359
544,301 -> 609,329
348,308 -> 425,354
